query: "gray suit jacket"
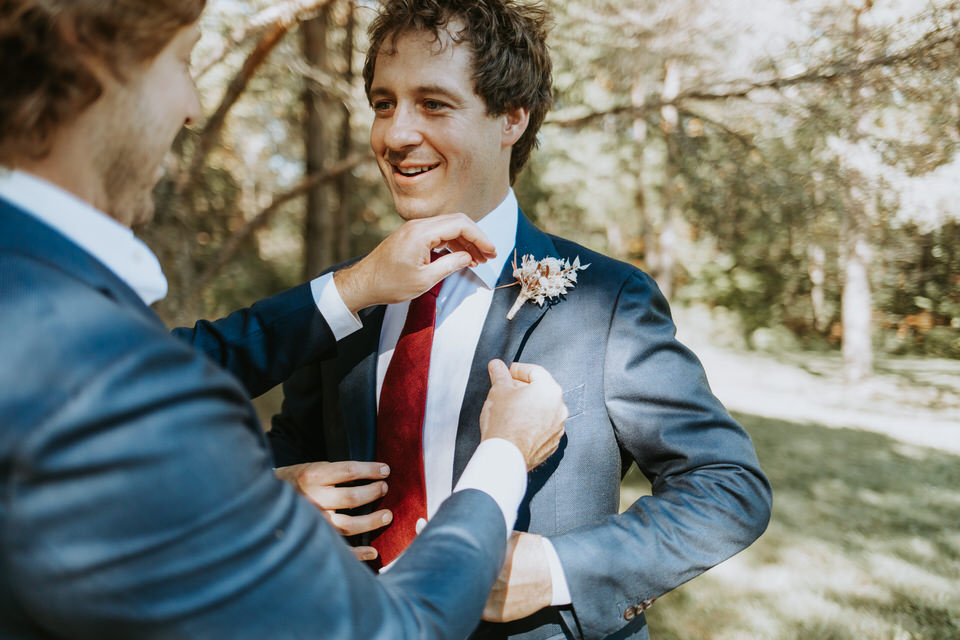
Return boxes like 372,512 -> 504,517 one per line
1,199 -> 510,639
270,211 -> 773,639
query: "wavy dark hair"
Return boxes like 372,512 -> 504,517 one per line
362,0 -> 553,184
0,0 -> 205,165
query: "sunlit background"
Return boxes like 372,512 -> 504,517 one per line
145,1 -> 960,636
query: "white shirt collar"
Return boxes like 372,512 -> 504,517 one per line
0,169 -> 168,305
468,189 -> 518,289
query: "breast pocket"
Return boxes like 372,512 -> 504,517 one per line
562,383 -> 585,420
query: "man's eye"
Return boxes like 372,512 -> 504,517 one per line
423,100 -> 447,111
373,101 -> 394,112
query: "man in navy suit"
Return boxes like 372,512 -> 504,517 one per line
0,1 -> 568,637
269,1 -> 773,638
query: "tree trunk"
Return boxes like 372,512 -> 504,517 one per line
842,226 -> 873,382
302,7 -> 334,279
840,1 -> 875,383
808,244 -> 828,332
334,2 -> 355,264
644,60 -> 681,301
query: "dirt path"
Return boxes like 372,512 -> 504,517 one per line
673,308 -> 960,454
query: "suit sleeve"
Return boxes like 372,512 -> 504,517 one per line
171,283 -> 336,399
7,315 -> 506,639
550,271 -> 772,638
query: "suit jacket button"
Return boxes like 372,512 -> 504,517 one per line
623,606 -> 637,621
639,597 -> 656,611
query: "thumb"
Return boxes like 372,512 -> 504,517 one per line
425,251 -> 473,282
487,359 -> 512,386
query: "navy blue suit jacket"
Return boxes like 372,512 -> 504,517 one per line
0,198 -> 509,639
270,212 -> 773,639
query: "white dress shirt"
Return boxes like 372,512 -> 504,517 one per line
0,168 -> 528,544
318,189 -> 572,605
0,169 -> 169,305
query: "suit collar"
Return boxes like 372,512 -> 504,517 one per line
0,197 -> 159,321
466,189 -> 518,289
0,169 -> 168,304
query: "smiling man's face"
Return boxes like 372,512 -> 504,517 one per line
368,26 -> 515,222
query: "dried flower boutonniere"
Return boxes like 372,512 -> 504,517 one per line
503,251 -> 590,320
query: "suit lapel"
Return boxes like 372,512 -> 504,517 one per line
452,211 -> 559,485
323,305 -> 385,462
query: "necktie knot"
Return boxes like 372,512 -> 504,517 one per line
425,279 -> 443,298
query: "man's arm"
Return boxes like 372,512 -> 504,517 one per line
171,282 -> 334,398
547,271 -> 772,638
174,212 -> 497,399
7,318 -> 563,638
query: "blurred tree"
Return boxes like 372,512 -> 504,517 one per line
140,0 -> 959,369
540,0 -> 960,370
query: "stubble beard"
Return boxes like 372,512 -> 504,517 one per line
94,81 -> 163,228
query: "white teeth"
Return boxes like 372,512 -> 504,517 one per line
397,165 -> 435,176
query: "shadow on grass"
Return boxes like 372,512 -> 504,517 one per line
622,412 -> 960,639
740,412 -> 960,566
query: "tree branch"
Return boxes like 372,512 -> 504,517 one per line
188,152 -> 373,303
179,0 -> 341,201
194,0 -> 335,79
548,27 -> 959,128
181,22 -> 292,196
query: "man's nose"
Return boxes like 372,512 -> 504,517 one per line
383,105 -> 423,149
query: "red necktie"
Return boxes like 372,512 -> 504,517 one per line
370,278 -> 443,566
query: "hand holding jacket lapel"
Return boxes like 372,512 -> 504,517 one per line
451,211 -> 559,486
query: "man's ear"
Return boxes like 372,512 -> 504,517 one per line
501,106 -> 530,148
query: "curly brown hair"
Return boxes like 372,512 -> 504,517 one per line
362,0 -> 553,184
0,0 -> 205,165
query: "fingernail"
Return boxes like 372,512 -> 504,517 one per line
380,464 -> 389,476
382,511 -> 393,524
379,482 -> 388,495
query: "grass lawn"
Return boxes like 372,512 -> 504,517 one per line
622,412 -> 960,639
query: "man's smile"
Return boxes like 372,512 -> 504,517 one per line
393,163 -> 440,178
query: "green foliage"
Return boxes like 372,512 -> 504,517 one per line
145,0 -> 960,360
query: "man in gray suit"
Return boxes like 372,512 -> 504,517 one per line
269,1 -> 773,638
0,0 -> 568,637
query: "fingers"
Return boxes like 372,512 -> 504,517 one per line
328,509 -> 394,537
300,460 -> 389,487
427,213 -> 496,258
350,546 -> 379,562
487,358 -> 513,386
446,237 -> 485,266
507,361 -> 551,384
425,250 -> 473,282
303,480 -> 387,511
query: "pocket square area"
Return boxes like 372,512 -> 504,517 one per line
562,384 -> 585,419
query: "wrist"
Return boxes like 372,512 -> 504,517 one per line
333,263 -> 370,314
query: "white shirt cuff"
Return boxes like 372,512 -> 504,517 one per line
310,272 -> 362,341
452,438 -> 527,538
541,537 -> 573,606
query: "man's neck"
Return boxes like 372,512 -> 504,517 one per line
15,157 -> 112,225
12,111 -> 122,226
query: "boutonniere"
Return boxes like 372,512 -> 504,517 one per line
502,250 -> 590,320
